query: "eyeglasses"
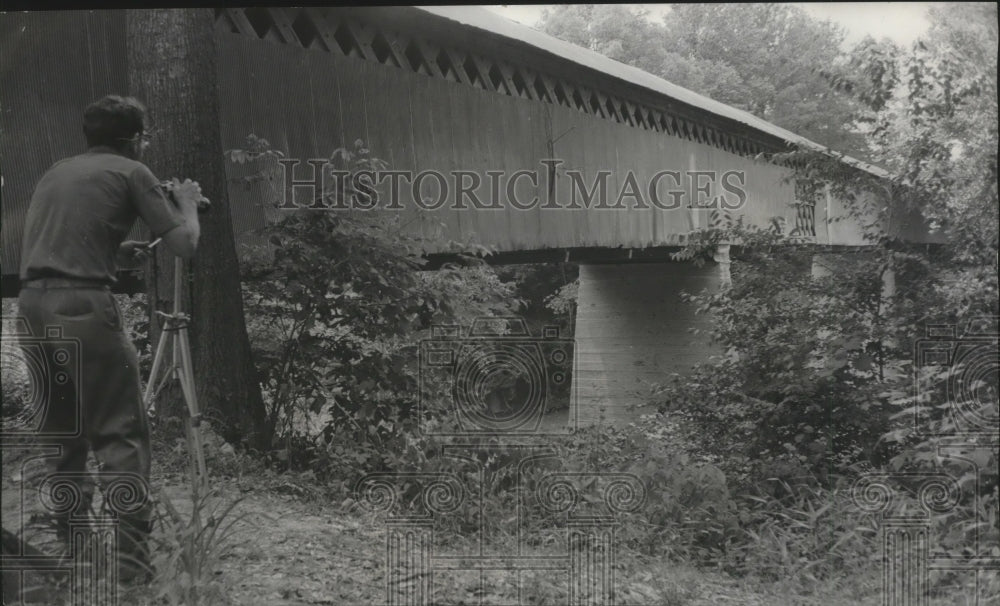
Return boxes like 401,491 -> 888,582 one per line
119,131 -> 156,146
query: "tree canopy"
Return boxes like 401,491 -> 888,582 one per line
540,4 -> 868,158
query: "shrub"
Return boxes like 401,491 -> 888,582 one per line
232,138 -> 516,454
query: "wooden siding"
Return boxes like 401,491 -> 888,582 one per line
0,11 -> 131,275
1,9 -> 908,281
216,32 -> 805,254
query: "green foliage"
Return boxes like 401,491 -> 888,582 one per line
118,293 -> 153,376
494,263 -> 578,333
231,137 -> 517,460
150,487 -> 248,606
540,5 -> 669,77
210,8 -> 998,599
663,214 -> 903,484
807,3 -> 998,536
724,480 -> 879,595
540,4 -> 868,157
1,304 -> 32,427
653,6 -> 998,597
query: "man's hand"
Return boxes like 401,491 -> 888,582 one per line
117,240 -> 151,269
160,178 -> 203,259
167,178 -> 209,212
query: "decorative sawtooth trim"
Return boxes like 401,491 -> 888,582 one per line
214,8 -> 769,158
413,39 -> 444,79
350,20 -> 385,65
297,8 -> 336,52
266,8 -> 302,47
659,113 -> 673,136
533,72 -> 554,102
441,47 -> 471,86
550,78 -> 572,108
373,28 -> 405,68
631,103 -> 647,129
432,42 -> 463,83
650,109 -> 662,132
216,9 -> 248,35
618,99 -> 630,124
462,52 -> 489,89
569,82 -> 589,113
240,7 -> 280,42
603,95 -> 620,121
498,61 -> 529,100
558,79 -> 578,111
402,35 -> 432,76
330,17 -> 365,59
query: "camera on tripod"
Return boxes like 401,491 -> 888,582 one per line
161,179 -> 211,213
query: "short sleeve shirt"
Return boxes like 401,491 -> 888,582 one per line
19,147 -> 184,282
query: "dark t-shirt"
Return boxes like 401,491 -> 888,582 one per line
19,147 -> 184,282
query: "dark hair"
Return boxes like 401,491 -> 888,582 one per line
82,95 -> 146,149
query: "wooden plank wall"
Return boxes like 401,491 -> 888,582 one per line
547,105 -> 799,248
0,11 -> 130,275
1,11 -> 896,279
215,32 -> 805,255
571,262 -> 722,425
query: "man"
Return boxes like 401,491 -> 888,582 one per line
17,95 -> 203,583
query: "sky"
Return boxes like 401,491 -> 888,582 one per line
482,3 -> 943,48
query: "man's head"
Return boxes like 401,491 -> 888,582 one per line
83,95 -> 149,159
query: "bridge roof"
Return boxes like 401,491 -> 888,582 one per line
417,6 -> 886,178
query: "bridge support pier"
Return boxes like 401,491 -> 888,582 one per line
571,260 -> 723,425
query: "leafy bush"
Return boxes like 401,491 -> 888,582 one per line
232,138 -> 517,461
660,218 -> 902,486
150,487 -> 248,605
723,480 -> 880,595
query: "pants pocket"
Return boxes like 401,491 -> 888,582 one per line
101,293 -> 123,332
45,290 -> 95,319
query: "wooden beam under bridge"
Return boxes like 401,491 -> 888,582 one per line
422,246 -> 687,269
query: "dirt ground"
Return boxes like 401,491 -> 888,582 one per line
1,458 -> 806,606
3,447 -> 980,606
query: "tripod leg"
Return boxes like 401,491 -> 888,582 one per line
143,322 -> 171,411
176,327 -> 208,489
167,256 -> 208,496
151,369 -> 175,404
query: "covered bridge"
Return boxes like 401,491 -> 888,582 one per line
0,7 -> 934,425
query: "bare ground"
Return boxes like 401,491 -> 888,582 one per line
4,444 -> 983,606
3,463 -> 880,606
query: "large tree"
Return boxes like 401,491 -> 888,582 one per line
126,9 -> 268,448
540,4 -> 868,158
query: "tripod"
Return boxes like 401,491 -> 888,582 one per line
143,256 -> 208,495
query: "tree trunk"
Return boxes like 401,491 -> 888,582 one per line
126,9 -> 269,449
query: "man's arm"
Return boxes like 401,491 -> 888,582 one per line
159,179 -> 202,259
129,167 -> 202,260
117,240 -> 152,268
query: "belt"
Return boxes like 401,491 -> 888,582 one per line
22,277 -> 112,290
